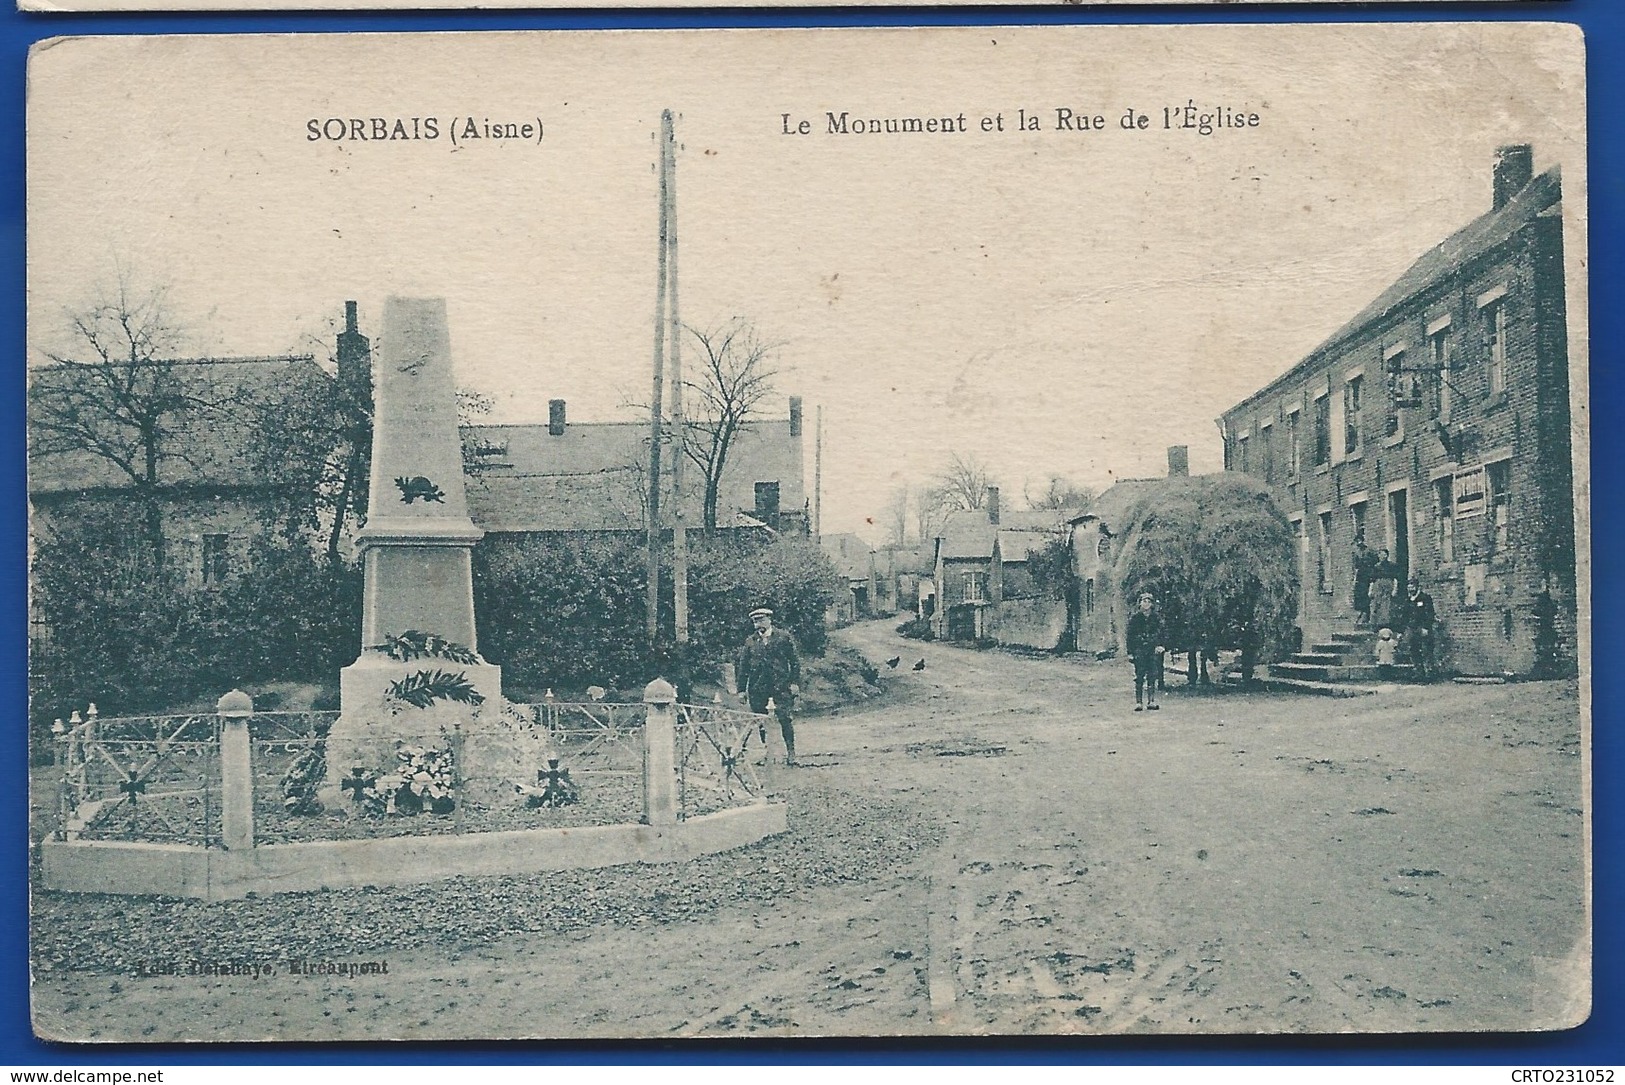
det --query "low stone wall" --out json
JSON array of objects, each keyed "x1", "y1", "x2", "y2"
[
  {"x1": 990, "y1": 597, "x2": 1068, "y2": 650},
  {"x1": 40, "y1": 804, "x2": 788, "y2": 901}
]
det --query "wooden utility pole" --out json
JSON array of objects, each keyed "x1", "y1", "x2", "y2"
[
  {"x1": 665, "y1": 110, "x2": 689, "y2": 645},
  {"x1": 814, "y1": 405, "x2": 824, "y2": 541},
  {"x1": 646, "y1": 116, "x2": 671, "y2": 648}
]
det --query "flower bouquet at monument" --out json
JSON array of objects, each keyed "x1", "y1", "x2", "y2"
[{"x1": 381, "y1": 744, "x2": 457, "y2": 815}]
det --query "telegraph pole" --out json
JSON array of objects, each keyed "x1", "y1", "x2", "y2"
[
  {"x1": 665, "y1": 110, "x2": 689, "y2": 645},
  {"x1": 814, "y1": 405, "x2": 823, "y2": 541},
  {"x1": 645, "y1": 115, "x2": 670, "y2": 649}
]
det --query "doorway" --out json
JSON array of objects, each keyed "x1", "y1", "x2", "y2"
[{"x1": 1387, "y1": 488, "x2": 1410, "y2": 584}]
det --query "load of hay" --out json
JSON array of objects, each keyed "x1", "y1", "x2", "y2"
[{"x1": 1115, "y1": 472, "x2": 1299, "y2": 668}]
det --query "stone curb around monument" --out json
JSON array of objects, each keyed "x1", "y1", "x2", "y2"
[{"x1": 39, "y1": 804, "x2": 788, "y2": 901}]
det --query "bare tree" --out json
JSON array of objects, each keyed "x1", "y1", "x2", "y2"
[
  {"x1": 931, "y1": 452, "x2": 996, "y2": 512},
  {"x1": 915, "y1": 485, "x2": 952, "y2": 545},
  {"x1": 883, "y1": 484, "x2": 912, "y2": 546},
  {"x1": 1026, "y1": 475, "x2": 1096, "y2": 513},
  {"x1": 29, "y1": 276, "x2": 206, "y2": 570},
  {"x1": 242, "y1": 308, "x2": 375, "y2": 560},
  {"x1": 682, "y1": 318, "x2": 782, "y2": 532}
]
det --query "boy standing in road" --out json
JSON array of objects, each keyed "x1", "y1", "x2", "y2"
[
  {"x1": 737, "y1": 606, "x2": 802, "y2": 764},
  {"x1": 1127, "y1": 591, "x2": 1165, "y2": 712}
]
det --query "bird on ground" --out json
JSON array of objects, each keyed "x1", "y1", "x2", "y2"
[
  {"x1": 912, "y1": 658, "x2": 927, "y2": 671},
  {"x1": 885, "y1": 656, "x2": 901, "y2": 669}
]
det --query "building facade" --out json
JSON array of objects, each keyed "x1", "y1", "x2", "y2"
[
  {"x1": 931, "y1": 487, "x2": 1066, "y2": 644},
  {"x1": 1219, "y1": 146, "x2": 1575, "y2": 676},
  {"x1": 464, "y1": 396, "x2": 809, "y2": 539}
]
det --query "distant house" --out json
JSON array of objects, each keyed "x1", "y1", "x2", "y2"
[
  {"x1": 873, "y1": 543, "x2": 932, "y2": 618},
  {"x1": 464, "y1": 397, "x2": 809, "y2": 540},
  {"x1": 28, "y1": 350, "x2": 358, "y2": 588},
  {"x1": 931, "y1": 486, "x2": 1066, "y2": 645},
  {"x1": 820, "y1": 533, "x2": 877, "y2": 624},
  {"x1": 29, "y1": 302, "x2": 374, "y2": 590}
]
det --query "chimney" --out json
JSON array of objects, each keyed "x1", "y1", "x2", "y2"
[
  {"x1": 1168, "y1": 445, "x2": 1189, "y2": 477},
  {"x1": 987, "y1": 485, "x2": 1001, "y2": 526},
  {"x1": 335, "y1": 300, "x2": 371, "y2": 398},
  {"x1": 548, "y1": 399, "x2": 566, "y2": 436},
  {"x1": 789, "y1": 396, "x2": 803, "y2": 438},
  {"x1": 1493, "y1": 144, "x2": 1534, "y2": 211}
]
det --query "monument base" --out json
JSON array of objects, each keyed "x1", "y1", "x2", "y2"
[{"x1": 320, "y1": 654, "x2": 545, "y2": 812}]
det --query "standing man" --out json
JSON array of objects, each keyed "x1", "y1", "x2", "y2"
[
  {"x1": 1399, "y1": 577, "x2": 1437, "y2": 681},
  {"x1": 1353, "y1": 539, "x2": 1378, "y2": 625},
  {"x1": 737, "y1": 606, "x2": 802, "y2": 765},
  {"x1": 1126, "y1": 591, "x2": 1165, "y2": 712}
]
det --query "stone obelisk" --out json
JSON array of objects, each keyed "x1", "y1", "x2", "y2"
[{"x1": 322, "y1": 297, "x2": 512, "y2": 808}]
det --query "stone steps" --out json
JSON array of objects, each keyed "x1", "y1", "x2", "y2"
[
  {"x1": 1220, "y1": 668, "x2": 1377, "y2": 697},
  {"x1": 1247, "y1": 620, "x2": 1422, "y2": 694},
  {"x1": 1271, "y1": 661, "x2": 1418, "y2": 683}
]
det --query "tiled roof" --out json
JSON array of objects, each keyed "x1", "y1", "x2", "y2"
[
  {"x1": 1226, "y1": 167, "x2": 1562, "y2": 415},
  {"x1": 937, "y1": 508, "x2": 1063, "y2": 561},
  {"x1": 820, "y1": 532, "x2": 875, "y2": 580},
  {"x1": 996, "y1": 527, "x2": 1059, "y2": 562},
  {"x1": 464, "y1": 418, "x2": 803, "y2": 534},
  {"x1": 876, "y1": 544, "x2": 930, "y2": 575},
  {"x1": 28, "y1": 355, "x2": 329, "y2": 495}
]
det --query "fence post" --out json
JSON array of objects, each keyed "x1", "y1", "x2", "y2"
[
  {"x1": 216, "y1": 689, "x2": 255, "y2": 850},
  {"x1": 642, "y1": 678, "x2": 679, "y2": 827},
  {"x1": 51, "y1": 718, "x2": 68, "y2": 839}
]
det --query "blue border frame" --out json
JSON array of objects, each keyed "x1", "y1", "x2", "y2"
[{"x1": 0, "y1": 0, "x2": 1617, "y2": 1066}]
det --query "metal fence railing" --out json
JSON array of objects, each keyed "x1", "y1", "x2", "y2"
[
  {"x1": 49, "y1": 693, "x2": 776, "y2": 846},
  {"x1": 675, "y1": 701, "x2": 775, "y2": 818},
  {"x1": 53, "y1": 708, "x2": 221, "y2": 846}
]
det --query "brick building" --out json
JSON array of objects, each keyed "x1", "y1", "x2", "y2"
[{"x1": 1218, "y1": 145, "x2": 1575, "y2": 676}]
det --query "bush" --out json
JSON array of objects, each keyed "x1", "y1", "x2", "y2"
[
  {"x1": 897, "y1": 618, "x2": 935, "y2": 641},
  {"x1": 473, "y1": 532, "x2": 837, "y2": 694},
  {"x1": 29, "y1": 523, "x2": 362, "y2": 736}
]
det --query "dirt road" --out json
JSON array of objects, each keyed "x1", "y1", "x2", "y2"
[{"x1": 32, "y1": 620, "x2": 1587, "y2": 1039}]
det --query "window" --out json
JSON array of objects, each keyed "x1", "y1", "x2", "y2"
[
  {"x1": 1313, "y1": 394, "x2": 1331, "y2": 466},
  {"x1": 1350, "y1": 501, "x2": 1368, "y2": 547},
  {"x1": 201, "y1": 533, "x2": 231, "y2": 587},
  {"x1": 1238, "y1": 434, "x2": 1250, "y2": 475},
  {"x1": 1382, "y1": 352, "x2": 1403, "y2": 438},
  {"x1": 1084, "y1": 578, "x2": 1095, "y2": 615},
  {"x1": 1285, "y1": 409, "x2": 1301, "y2": 477},
  {"x1": 1260, "y1": 424, "x2": 1275, "y2": 484},
  {"x1": 1344, "y1": 375, "x2": 1364, "y2": 454},
  {"x1": 1484, "y1": 298, "x2": 1507, "y2": 397},
  {"x1": 1435, "y1": 478, "x2": 1455, "y2": 564},
  {"x1": 1317, "y1": 512, "x2": 1334, "y2": 593},
  {"x1": 964, "y1": 571, "x2": 986, "y2": 603},
  {"x1": 1487, "y1": 460, "x2": 1512, "y2": 556},
  {"x1": 1429, "y1": 327, "x2": 1453, "y2": 420},
  {"x1": 753, "y1": 481, "x2": 780, "y2": 516}
]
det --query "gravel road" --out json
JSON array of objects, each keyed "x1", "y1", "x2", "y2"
[{"x1": 31, "y1": 619, "x2": 1587, "y2": 1040}]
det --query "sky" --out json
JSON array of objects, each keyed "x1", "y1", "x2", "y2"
[{"x1": 27, "y1": 24, "x2": 1586, "y2": 539}]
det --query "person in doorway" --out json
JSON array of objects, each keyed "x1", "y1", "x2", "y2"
[
  {"x1": 1353, "y1": 539, "x2": 1378, "y2": 625},
  {"x1": 1398, "y1": 577, "x2": 1437, "y2": 681},
  {"x1": 736, "y1": 606, "x2": 802, "y2": 764},
  {"x1": 1126, "y1": 592, "x2": 1165, "y2": 712},
  {"x1": 1369, "y1": 548, "x2": 1401, "y2": 631}
]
